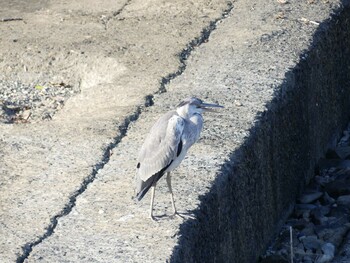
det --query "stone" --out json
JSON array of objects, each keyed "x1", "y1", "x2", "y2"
[
  {"x1": 318, "y1": 159, "x2": 350, "y2": 171},
  {"x1": 335, "y1": 146, "x2": 350, "y2": 159},
  {"x1": 21, "y1": 109, "x2": 31, "y2": 120},
  {"x1": 294, "y1": 204, "x2": 316, "y2": 218},
  {"x1": 302, "y1": 255, "x2": 313, "y2": 263},
  {"x1": 315, "y1": 175, "x2": 332, "y2": 187},
  {"x1": 300, "y1": 235, "x2": 323, "y2": 250},
  {"x1": 311, "y1": 205, "x2": 330, "y2": 217},
  {"x1": 338, "y1": 131, "x2": 350, "y2": 146},
  {"x1": 300, "y1": 222, "x2": 315, "y2": 236},
  {"x1": 321, "y1": 192, "x2": 335, "y2": 205},
  {"x1": 337, "y1": 195, "x2": 350, "y2": 207},
  {"x1": 332, "y1": 231, "x2": 350, "y2": 262},
  {"x1": 259, "y1": 255, "x2": 289, "y2": 263},
  {"x1": 325, "y1": 172, "x2": 350, "y2": 197},
  {"x1": 298, "y1": 192, "x2": 323, "y2": 204},
  {"x1": 286, "y1": 218, "x2": 309, "y2": 230},
  {"x1": 317, "y1": 225, "x2": 350, "y2": 247},
  {"x1": 329, "y1": 206, "x2": 350, "y2": 222},
  {"x1": 316, "y1": 243, "x2": 335, "y2": 263}
]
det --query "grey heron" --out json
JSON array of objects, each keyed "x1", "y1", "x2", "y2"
[{"x1": 135, "y1": 97, "x2": 223, "y2": 220}]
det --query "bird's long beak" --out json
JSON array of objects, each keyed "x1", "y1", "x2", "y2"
[{"x1": 200, "y1": 102, "x2": 224, "y2": 112}]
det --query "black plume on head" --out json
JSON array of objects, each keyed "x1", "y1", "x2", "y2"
[{"x1": 177, "y1": 97, "x2": 202, "y2": 108}]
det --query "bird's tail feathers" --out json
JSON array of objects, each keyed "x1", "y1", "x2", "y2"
[
  {"x1": 135, "y1": 161, "x2": 173, "y2": 201},
  {"x1": 135, "y1": 182, "x2": 153, "y2": 201}
]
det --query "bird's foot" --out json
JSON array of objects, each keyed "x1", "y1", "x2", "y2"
[
  {"x1": 149, "y1": 214, "x2": 159, "y2": 222},
  {"x1": 170, "y1": 211, "x2": 196, "y2": 220}
]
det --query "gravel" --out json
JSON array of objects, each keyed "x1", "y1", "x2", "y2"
[
  {"x1": 261, "y1": 124, "x2": 350, "y2": 263},
  {"x1": 0, "y1": 80, "x2": 80, "y2": 123}
]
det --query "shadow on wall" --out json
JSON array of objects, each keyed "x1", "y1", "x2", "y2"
[{"x1": 170, "y1": 2, "x2": 350, "y2": 263}]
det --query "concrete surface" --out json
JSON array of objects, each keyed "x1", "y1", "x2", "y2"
[
  {"x1": 1, "y1": 0, "x2": 350, "y2": 262},
  {"x1": 0, "y1": 0, "x2": 230, "y2": 261}
]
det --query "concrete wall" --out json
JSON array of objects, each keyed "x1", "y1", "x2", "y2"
[{"x1": 171, "y1": 4, "x2": 350, "y2": 263}]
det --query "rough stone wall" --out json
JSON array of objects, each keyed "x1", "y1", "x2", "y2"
[{"x1": 171, "y1": 4, "x2": 350, "y2": 263}]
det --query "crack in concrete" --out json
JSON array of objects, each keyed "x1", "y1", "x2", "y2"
[
  {"x1": 101, "y1": 0, "x2": 131, "y2": 31},
  {"x1": 15, "y1": 2, "x2": 234, "y2": 261},
  {"x1": 159, "y1": 1, "x2": 233, "y2": 93},
  {"x1": 15, "y1": 96, "x2": 153, "y2": 263}
]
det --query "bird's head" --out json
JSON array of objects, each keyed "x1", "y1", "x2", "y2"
[{"x1": 176, "y1": 97, "x2": 223, "y2": 118}]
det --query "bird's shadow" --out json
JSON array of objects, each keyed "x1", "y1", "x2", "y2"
[{"x1": 152, "y1": 211, "x2": 196, "y2": 222}]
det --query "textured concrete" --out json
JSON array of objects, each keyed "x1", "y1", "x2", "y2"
[
  {"x1": 0, "y1": 0, "x2": 230, "y2": 262},
  {"x1": 1, "y1": 0, "x2": 350, "y2": 262}
]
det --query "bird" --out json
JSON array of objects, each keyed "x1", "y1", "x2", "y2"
[{"x1": 135, "y1": 97, "x2": 223, "y2": 221}]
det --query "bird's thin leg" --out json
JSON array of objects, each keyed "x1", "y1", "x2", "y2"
[
  {"x1": 166, "y1": 172, "x2": 178, "y2": 216},
  {"x1": 149, "y1": 183, "x2": 157, "y2": 221},
  {"x1": 166, "y1": 172, "x2": 196, "y2": 220}
]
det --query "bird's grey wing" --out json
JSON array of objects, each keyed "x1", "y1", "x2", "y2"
[{"x1": 137, "y1": 112, "x2": 185, "y2": 182}]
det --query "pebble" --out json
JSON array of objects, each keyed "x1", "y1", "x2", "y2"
[
  {"x1": 0, "y1": 79, "x2": 79, "y2": 123},
  {"x1": 298, "y1": 191, "x2": 323, "y2": 204},
  {"x1": 300, "y1": 235, "x2": 323, "y2": 250},
  {"x1": 335, "y1": 146, "x2": 350, "y2": 159},
  {"x1": 336, "y1": 195, "x2": 350, "y2": 207},
  {"x1": 325, "y1": 173, "x2": 350, "y2": 197},
  {"x1": 321, "y1": 192, "x2": 335, "y2": 205},
  {"x1": 317, "y1": 243, "x2": 335, "y2": 263}
]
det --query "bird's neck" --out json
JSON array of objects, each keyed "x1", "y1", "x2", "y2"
[
  {"x1": 190, "y1": 113, "x2": 203, "y2": 124},
  {"x1": 176, "y1": 107, "x2": 188, "y2": 119},
  {"x1": 176, "y1": 107, "x2": 201, "y2": 119}
]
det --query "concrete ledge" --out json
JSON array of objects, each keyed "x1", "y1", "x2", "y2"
[{"x1": 171, "y1": 3, "x2": 350, "y2": 263}]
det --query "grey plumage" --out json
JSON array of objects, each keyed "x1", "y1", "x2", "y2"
[{"x1": 135, "y1": 97, "x2": 223, "y2": 220}]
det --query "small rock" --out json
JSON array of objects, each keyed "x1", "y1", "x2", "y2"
[
  {"x1": 318, "y1": 159, "x2": 350, "y2": 171},
  {"x1": 332, "y1": 231, "x2": 350, "y2": 261},
  {"x1": 293, "y1": 204, "x2": 315, "y2": 218},
  {"x1": 321, "y1": 192, "x2": 335, "y2": 205},
  {"x1": 320, "y1": 225, "x2": 350, "y2": 246},
  {"x1": 117, "y1": 214, "x2": 135, "y2": 222},
  {"x1": 295, "y1": 204, "x2": 317, "y2": 210},
  {"x1": 286, "y1": 218, "x2": 309, "y2": 230},
  {"x1": 337, "y1": 195, "x2": 350, "y2": 207},
  {"x1": 329, "y1": 206, "x2": 350, "y2": 221},
  {"x1": 234, "y1": 100, "x2": 242, "y2": 106},
  {"x1": 339, "y1": 130, "x2": 350, "y2": 146},
  {"x1": 259, "y1": 254, "x2": 288, "y2": 263},
  {"x1": 316, "y1": 243, "x2": 335, "y2": 263},
  {"x1": 325, "y1": 173, "x2": 350, "y2": 197},
  {"x1": 315, "y1": 176, "x2": 332, "y2": 187},
  {"x1": 300, "y1": 223, "x2": 315, "y2": 236},
  {"x1": 301, "y1": 235, "x2": 323, "y2": 250},
  {"x1": 21, "y1": 109, "x2": 31, "y2": 120},
  {"x1": 312, "y1": 205, "x2": 330, "y2": 216},
  {"x1": 303, "y1": 210, "x2": 311, "y2": 220},
  {"x1": 311, "y1": 209, "x2": 328, "y2": 225},
  {"x1": 305, "y1": 248, "x2": 313, "y2": 255},
  {"x1": 303, "y1": 255, "x2": 313, "y2": 263},
  {"x1": 298, "y1": 192, "x2": 323, "y2": 204},
  {"x1": 335, "y1": 146, "x2": 350, "y2": 159},
  {"x1": 318, "y1": 205, "x2": 331, "y2": 216}
]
